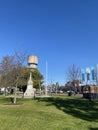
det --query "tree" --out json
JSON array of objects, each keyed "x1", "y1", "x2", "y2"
[
  {"x1": 32, "y1": 69, "x2": 43, "y2": 89},
  {"x1": 0, "y1": 55, "x2": 15, "y2": 95},
  {"x1": 66, "y1": 64, "x2": 81, "y2": 95},
  {"x1": 17, "y1": 67, "x2": 43, "y2": 91},
  {"x1": 0, "y1": 50, "x2": 26, "y2": 103},
  {"x1": 65, "y1": 81, "x2": 73, "y2": 91}
]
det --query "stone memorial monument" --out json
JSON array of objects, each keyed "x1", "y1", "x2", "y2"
[{"x1": 24, "y1": 55, "x2": 38, "y2": 98}]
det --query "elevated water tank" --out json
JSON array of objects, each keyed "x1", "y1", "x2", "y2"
[{"x1": 28, "y1": 55, "x2": 38, "y2": 69}]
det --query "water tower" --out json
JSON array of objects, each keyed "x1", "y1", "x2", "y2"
[
  {"x1": 24, "y1": 55, "x2": 38, "y2": 98},
  {"x1": 28, "y1": 55, "x2": 38, "y2": 70}
]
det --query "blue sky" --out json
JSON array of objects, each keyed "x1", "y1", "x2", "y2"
[{"x1": 0, "y1": 0, "x2": 98, "y2": 85}]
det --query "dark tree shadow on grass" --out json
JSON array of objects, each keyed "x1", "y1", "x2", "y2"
[
  {"x1": 36, "y1": 96, "x2": 98, "y2": 122},
  {"x1": 89, "y1": 128, "x2": 98, "y2": 130}
]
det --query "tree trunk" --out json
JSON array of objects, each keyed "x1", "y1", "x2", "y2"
[
  {"x1": 73, "y1": 83, "x2": 76, "y2": 96},
  {"x1": 13, "y1": 84, "x2": 17, "y2": 104},
  {"x1": 4, "y1": 87, "x2": 7, "y2": 96}
]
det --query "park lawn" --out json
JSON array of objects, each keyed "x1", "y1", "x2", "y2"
[{"x1": 0, "y1": 95, "x2": 98, "y2": 130}]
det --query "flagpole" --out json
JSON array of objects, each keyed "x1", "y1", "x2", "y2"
[{"x1": 45, "y1": 61, "x2": 48, "y2": 95}]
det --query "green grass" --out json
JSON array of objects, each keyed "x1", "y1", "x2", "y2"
[{"x1": 0, "y1": 95, "x2": 98, "y2": 130}]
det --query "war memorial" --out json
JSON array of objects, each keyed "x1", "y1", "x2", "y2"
[{"x1": 24, "y1": 55, "x2": 38, "y2": 98}]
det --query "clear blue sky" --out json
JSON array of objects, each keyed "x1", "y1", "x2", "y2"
[{"x1": 0, "y1": 0, "x2": 98, "y2": 85}]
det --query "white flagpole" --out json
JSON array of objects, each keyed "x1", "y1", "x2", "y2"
[{"x1": 45, "y1": 61, "x2": 48, "y2": 95}]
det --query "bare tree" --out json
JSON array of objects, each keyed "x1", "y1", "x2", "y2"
[
  {"x1": 66, "y1": 64, "x2": 81, "y2": 95},
  {"x1": 10, "y1": 50, "x2": 26, "y2": 103},
  {"x1": 0, "y1": 50, "x2": 26, "y2": 103}
]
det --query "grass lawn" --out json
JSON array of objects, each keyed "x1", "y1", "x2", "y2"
[{"x1": 0, "y1": 94, "x2": 98, "y2": 130}]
